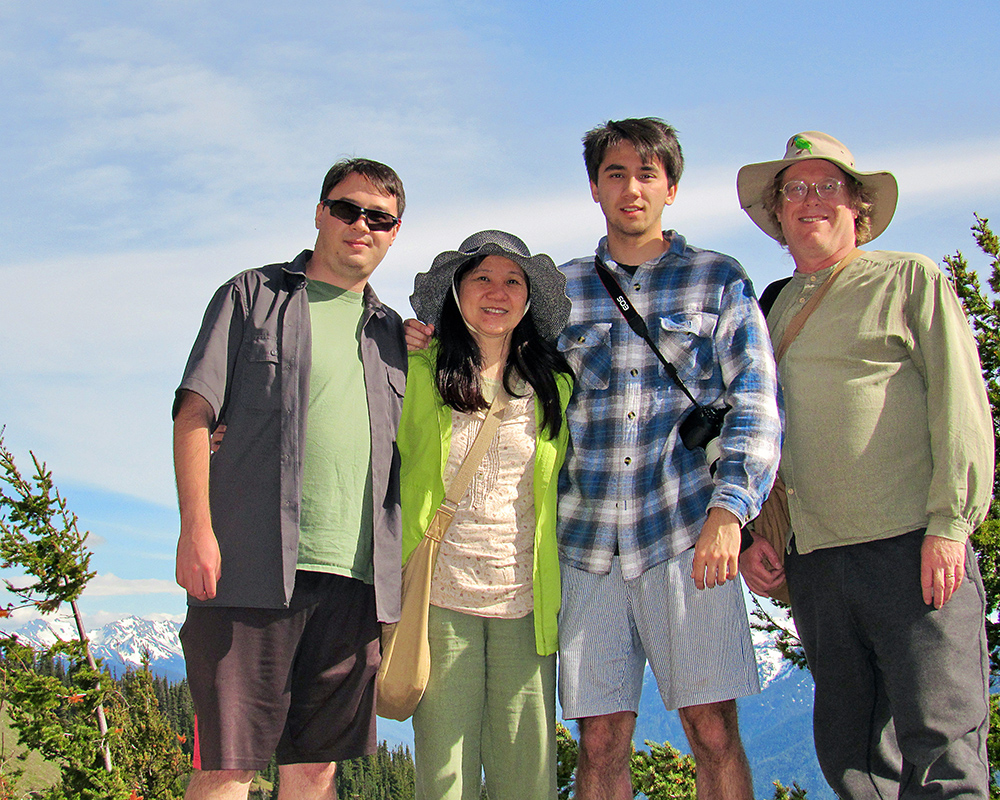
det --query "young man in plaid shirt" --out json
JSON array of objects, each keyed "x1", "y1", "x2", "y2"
[{"x1": 556, "y1": 118, "x2": 780, "y2": 800}]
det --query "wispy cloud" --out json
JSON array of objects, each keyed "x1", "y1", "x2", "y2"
[{"x1": 85, "y1": 573, "x2": 184, "y2": 597}]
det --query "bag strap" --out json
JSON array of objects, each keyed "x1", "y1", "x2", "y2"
[
  {"x1": 774, "y1": 249, "x2": 863, "y2": 363},
  {"x1": 428, "y1": 388, "x2": 510, "y2": 539},
  {"x1": 594, "y1": 256, "x2": 702, "y2": 408}
]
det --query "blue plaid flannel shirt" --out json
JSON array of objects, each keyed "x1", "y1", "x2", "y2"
[{"x1": 556, "y1": 232, "x2": 782, "y2": 579}]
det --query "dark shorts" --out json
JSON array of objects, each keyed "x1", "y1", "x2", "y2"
[{"x1": 180, "y1": 570, "x2": 380, "y2": 771}]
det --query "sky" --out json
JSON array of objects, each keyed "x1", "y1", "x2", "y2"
[{"x1": 1, "y1": 0, "x2": 997, "y2": 629}]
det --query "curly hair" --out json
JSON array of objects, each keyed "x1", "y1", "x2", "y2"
[{"x1": 762, "y1": 165, "x2": 875, "y2": 247}]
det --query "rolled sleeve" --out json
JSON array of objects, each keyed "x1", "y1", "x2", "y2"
[{"x1": 710, "y1": 274, "x2": 783, "y2": 523}]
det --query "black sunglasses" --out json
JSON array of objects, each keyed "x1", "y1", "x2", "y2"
[{"x1": 321, "y1": 198, "x2": 400, "y2": 232}]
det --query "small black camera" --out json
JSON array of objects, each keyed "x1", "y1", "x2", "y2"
[{"x1": 679, "y1": 404, "x2": 729, "y2": 453}]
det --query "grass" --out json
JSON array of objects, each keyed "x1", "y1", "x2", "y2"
[{"x1": 0, "y1": 709, "x2": 61, "y2": 794}]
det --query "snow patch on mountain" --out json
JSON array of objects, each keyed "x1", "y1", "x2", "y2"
[{"x1": 6, "y1": 614, "x2": 186, "y2": 681}]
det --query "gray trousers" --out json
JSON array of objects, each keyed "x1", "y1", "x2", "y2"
[{"x1": 786, "y1": 529, "x2": 990, "y2": 800}]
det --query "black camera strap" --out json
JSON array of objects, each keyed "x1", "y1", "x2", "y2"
[
  {"x1": 594, "y1": 256, "x2": 702, "y2": 408},
  {"x1": 596, "y1": 256, "x2": 750, "y2": 549}
]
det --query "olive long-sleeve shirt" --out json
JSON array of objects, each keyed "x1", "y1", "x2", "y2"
[{"x1": 768, "y1": 250, "x2": 993, "y2": 554}]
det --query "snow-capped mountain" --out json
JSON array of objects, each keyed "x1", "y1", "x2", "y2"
[
  {"x1": 6, "y1": 615, "x2": 186, "y2": 682},
  {"x1": 751, "y1": 624, "x2": 798, "y2": 688}
]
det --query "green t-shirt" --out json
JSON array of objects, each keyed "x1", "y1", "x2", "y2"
[{"x1": 298, "y1": 279, "x2": 374, "y2": 582}]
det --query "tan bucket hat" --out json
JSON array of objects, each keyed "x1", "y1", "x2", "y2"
[{"x1": 737, "y1": 131, "x2": 898, "y2": 242}]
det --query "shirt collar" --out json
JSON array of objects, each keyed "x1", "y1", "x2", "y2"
[
  {"x1": 595, "y1": 230, "x2": 687, "y2": 270},
  {"x1": 283, "y1": 249, "x2": 385, "y2": 318}
]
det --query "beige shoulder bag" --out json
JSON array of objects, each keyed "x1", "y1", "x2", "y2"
[
  {"x1": 755, "y1": 250, "x2": 862, "y2": 604},
  {"x1": 376, "y1": 389, "x2": 510, "y2": 720}
]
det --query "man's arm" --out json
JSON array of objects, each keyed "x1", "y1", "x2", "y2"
[
  {"x1": 174, "y1": 390, "x2": 221, "y2": 600},
  {"x1": 693, "y1": 270, "x2": 783, "y2": 588},
  {"x1": 908, "y1": 260, "x2": 993, "y2": 607}
]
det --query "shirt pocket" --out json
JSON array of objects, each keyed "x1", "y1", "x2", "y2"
[
  {"x1": 558, "y1": 323, "x2": 612, "y2": 390},
  {"x1": 655, "y1": 312, "x2": 717, "y2": 384},
  {"x1": 239, "y1": 333, "x2": 281, "y2": 410}
]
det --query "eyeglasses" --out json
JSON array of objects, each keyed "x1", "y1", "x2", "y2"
[
  {"x1": 780, "y1": 179, "x2": 845, "y2": 203},
  {"x1": 321, "y1": 198, "x2": 400, "y2": 232}
]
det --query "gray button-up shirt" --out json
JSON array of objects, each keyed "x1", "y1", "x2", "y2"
[{"x1": 174, "y1": 250, "x2": 407, "y2": 621}]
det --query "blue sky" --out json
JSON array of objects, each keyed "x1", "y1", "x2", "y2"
[{"x1": 1, "y1": 0, "x2": 997, "y2": 628}]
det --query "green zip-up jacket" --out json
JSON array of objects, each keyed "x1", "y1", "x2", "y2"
[{"x1": 399, "y1": 345, "x2": 572, "y2": 656}]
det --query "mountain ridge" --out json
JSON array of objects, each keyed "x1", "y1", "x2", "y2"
[{"x1": 6, "y1": 614, "x2": 830, "y2": 797}]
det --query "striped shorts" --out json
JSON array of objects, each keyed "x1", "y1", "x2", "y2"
[{"x1": 558, "y1": 548, "x2": 760, "y2": 718}]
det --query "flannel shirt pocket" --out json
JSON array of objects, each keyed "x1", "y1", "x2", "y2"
[
  {"x1": 559, "y1": 323, "x2": 612, "y2": 390},
  {"x1": 656, "y1": 312, "x2": 717, "y2": 384}
]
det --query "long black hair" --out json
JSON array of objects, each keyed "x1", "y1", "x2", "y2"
[{"x1": 435, "y1": 257, "x2": 573, "y2": 437}]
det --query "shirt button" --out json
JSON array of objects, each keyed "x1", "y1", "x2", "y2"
[
  {"x1": 624, "y1": 457, "x2": 632, "y2": 465},
  {"x1": 578, "y1": 335, "x2": 586, "y2": 343},
  {"x1": 633, "y1": 283, "x2": 641, "y2": 291},
  {"x1": 627, "y1": 411, "x2": 636, "y2": 420},
  {"x1": 798, "y1": 297, "x2": 806, "y2": 304},
  {"x1": 786, "y1": 487, "x2": 795, "y2": 495},
  {"x1": 630, "y1": 368, "x2": 639, "y2": 377}
]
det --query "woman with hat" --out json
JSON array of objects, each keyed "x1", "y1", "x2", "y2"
[{"x1": 400, "y1": 230, "x2": 573, "y2": 800}]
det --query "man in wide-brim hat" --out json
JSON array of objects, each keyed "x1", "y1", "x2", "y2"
[{"x1": 737, "y1": 131, "x2": 993, "y2": 799}]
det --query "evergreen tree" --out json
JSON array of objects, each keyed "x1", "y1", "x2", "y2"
[
  {"x1": 0, "y1": 438, "x2": 189, "y2": 798},
  {"x1": 943, "y1": 214, "x2": 1000, "y2": 797},
  {"x1": 105, "y1": 658, "x2": 187, "y2": 799},
  {"x1": 556, "y1": 721, "x2": 578, "y2": 800},
  {"x1": 630, "y1": 739, "x2": 697, "y2": 800},
  {"x1": 0, "y1": 436, "x2": 118, "y2": 794},
  {"x1": 0, "y1": 637, "x2": 129, "y2": 798}
]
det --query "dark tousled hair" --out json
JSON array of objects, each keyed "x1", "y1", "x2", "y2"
[
  {"x1": 435, "y1": 257, "x2": 573, "y2": 437},
  {"x1": 582, "y1": 118, "x2": 684, "y2": 187},
  {"x1": 320, "y1": 158, "x2": 406, "y2": 218}
]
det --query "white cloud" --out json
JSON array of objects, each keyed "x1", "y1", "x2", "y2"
[
  {"x1": 83, "y1": 608, "x2": 185, "y2": 628},
  {"x1": 2, "y1": 606, "x2": 47, "y2": 627},
  {"x1": 85, "y1": 573, "x2": 184, "y2": 597},
  {"x1": 887, "y1": 137, "x2": 1000, "y2": 207}
]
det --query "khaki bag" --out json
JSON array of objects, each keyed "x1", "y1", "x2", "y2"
[
  {"x1": 755, "y1": 249, "x2": 863, "y2": 604},
  {"x1": 376, "y1": 389, "x2": 509, "y2": 721}
]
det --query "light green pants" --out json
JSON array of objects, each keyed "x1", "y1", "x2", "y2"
[{"x1": 413, "y1": 606, "x2": 557, "y2": 800}]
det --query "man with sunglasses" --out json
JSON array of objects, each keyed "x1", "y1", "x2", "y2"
[
  {"x1": 173, "y1": 158, "x2": 407, "y2": 800},
  {"x1": 737, "y1": 132, "x2": 992, "y2": 799}
]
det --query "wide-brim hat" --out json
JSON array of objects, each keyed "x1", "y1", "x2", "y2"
[
  {"x1": 410, "y1": 230, "x2": 571, "y2": 340},
  {"x1": 737, "y1": 131, "x2": 898, "y2": 242}
]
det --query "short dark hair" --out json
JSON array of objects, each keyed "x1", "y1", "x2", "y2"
[
  {"x1": 320, "y1": 158, "x2": 406, "y2": 218},
  {"x1": 762, "y1": 164, "x2": 875, "y2": 247},
  {"x1": 582, "y1": 118, "x2": 684, "y2": 187}
]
